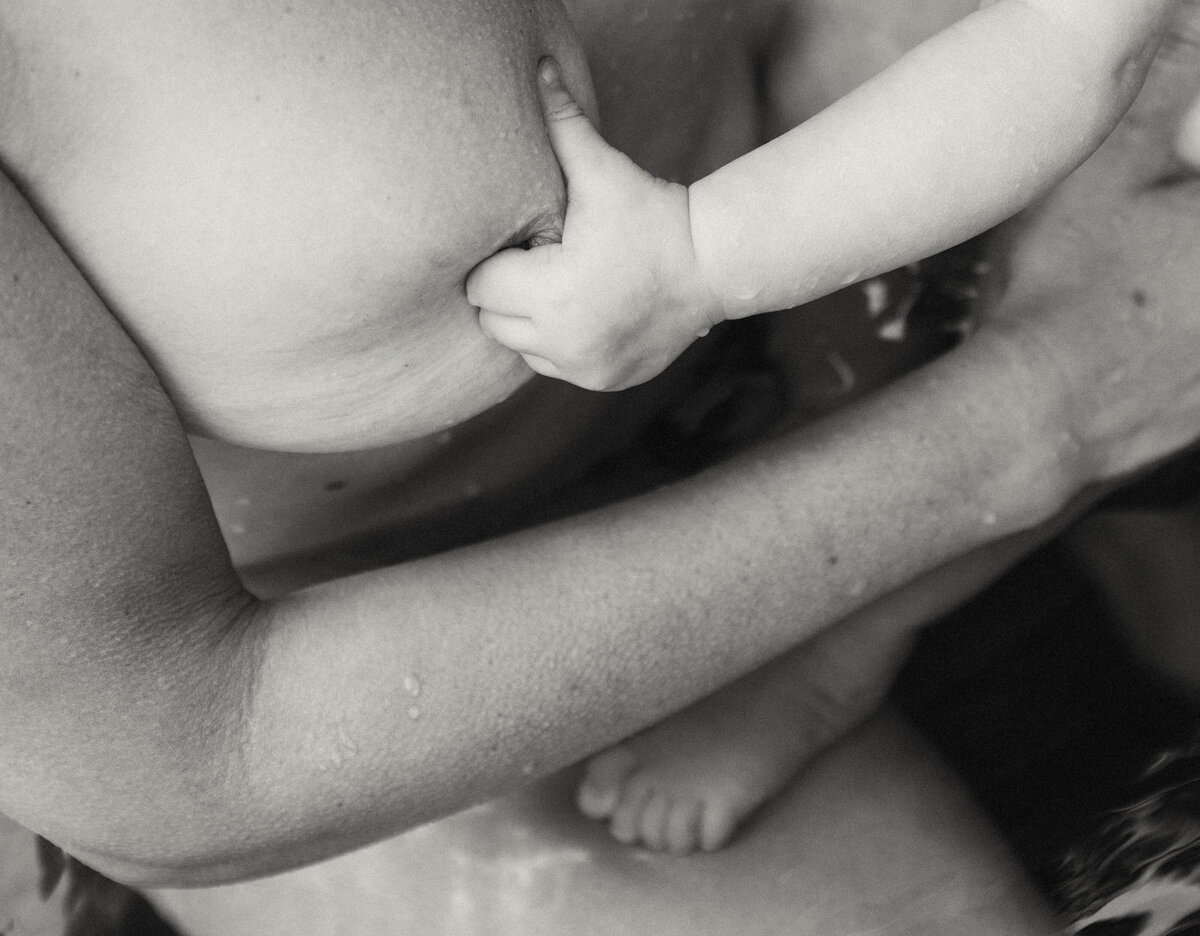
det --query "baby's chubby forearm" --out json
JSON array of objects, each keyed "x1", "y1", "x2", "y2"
[
  {"x1": 691, "y1": 0, "x2": 1172, "y2": 320},
  {"x1": 469, "y1": 1, "x2": 1168, "y2": 393}
]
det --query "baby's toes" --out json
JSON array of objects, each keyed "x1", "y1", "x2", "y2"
[
  {"x1": 699, "y1": 802, "x2": 740, "y2": 854},
  {"x1": 665, "y1": 799, "x2": 704, "y2": 855},
  {"x1": 609, "y1": 780, "x2": 655, "y2": 845},
  {"x1": 577, "y1": 746, "x2": 638, "y2": 820},
  {"x1": 637, "y1": 793, "x2": 673, "y2": 851}
]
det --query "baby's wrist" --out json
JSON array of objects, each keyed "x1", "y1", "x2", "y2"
[
  {"x1": 677, "y1": 189, "x2": 736, "y2": 330},
  {"x1": 660, "y1": 188, "x2": 727, "y2": 336},
  {"x1": 683, "y1": 181, "x2": 767, "y2": 324}
]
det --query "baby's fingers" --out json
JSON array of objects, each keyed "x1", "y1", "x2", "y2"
[
  {"x1": 466, "y1": 244, "x2": 559, "y2": 317},
  {"x1": 476, "y1": 307, "x2": 538, "y2": 353},
  {"x1": 475, "y1": 307, "x2": 565, "y2": 379}
]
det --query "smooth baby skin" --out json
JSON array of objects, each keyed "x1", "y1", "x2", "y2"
[{"x1": 470, "y1": 0, "x2": 1170, "y2": 391}]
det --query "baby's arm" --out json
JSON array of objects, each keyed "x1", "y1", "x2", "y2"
[
  {"x1": 468, "y1": 0, "x2": 1171, "y2": 391},
  {"x1": 693, "y1": 0, "x2": 1171, "y2": 318}
]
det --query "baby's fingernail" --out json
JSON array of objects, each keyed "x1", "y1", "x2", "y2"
[{"x1": 538, "y1": 57, "x2": 561, "y2": 85}]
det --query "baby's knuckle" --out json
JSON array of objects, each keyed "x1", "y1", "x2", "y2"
[{"x1": 546, "y1": 101, "x2": 586, "y2": 124}]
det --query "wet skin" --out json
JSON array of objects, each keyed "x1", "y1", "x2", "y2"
[
  {"x1": 0, "y1": 0, "x2": 974, "y2": 578},
  {"x1": 1, "y1": 0, "x2": 1198, "y2": 932}
]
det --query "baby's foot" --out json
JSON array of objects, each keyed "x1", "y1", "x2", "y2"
[
  {"x1": 577, "y1": 612, "x2": 915, "y2": 854},
  {"x1": 577, "y1": 669, "x2": 812, "y2": 854}
]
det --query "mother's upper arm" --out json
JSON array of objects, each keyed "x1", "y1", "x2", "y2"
[{"x1": 0, "y1": 167, "x2": 257, "y2": 859}]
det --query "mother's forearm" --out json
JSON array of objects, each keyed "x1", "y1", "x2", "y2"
[{"x1": 202, "y1": 326, "x2": 1081, "y2": 884}]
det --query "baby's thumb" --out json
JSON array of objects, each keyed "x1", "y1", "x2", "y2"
[{"x1": 536, "y1": 57, "x2": 611, "y2": 186}]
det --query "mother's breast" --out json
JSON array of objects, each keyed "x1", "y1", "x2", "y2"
[{"x1": 0, "y1": 0, "x2": 566, "y2": 449}]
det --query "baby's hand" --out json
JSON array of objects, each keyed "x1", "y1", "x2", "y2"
[{"x1": 466, "y1": 58, "x2": 725, "y2": 391}]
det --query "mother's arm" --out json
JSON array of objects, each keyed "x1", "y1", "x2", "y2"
[{"x1": 0, "y1": 131, "x2": 1176, "y2": 889}]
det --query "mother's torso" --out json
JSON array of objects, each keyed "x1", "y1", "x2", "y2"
[{"x1": 0, "y1": 0, "x2": 959, "y2": 591}]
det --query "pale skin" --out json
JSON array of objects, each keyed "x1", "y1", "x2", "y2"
[
  {"x1": 149, "y1": 19, "x2": 1200, "y2": 925},
  {"x1": 2, "y1": 0, "x2": 1200, "y2": 907},
  {"x1": 468, "y1": 0, "x2": 1173, "y2": 391},
  {"x1": 0, "y1": 0, "x2": 1077, "y2": 886},
  {"x1": 463, "y1": 0, "x2": 1180, "y2": 854},
  {"x1": 0, "y1": 162, "x2": 1086, "y2": 884},
  {"x1": 574, "y1": 509, "x2": 1093, "y2": 854},
  {"x1": 571, "y1": 46, "x2": 1200, "y2": 852}
]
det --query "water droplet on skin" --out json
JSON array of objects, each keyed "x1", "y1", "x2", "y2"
[
  {"x1": 981, "y1": 512, "x2": 998, "y2": 526},
  {"x1": 408, "y1": 706, "x2": 422, "y2": 720},
  {"x1": 732, "y1": 283, "x2": 763, "y2": 304},
  {"x1": 404, "y1": 676, "x2": 422, "y2": 698},
  {"x1": 521, "y1": 763, "x2": 536, "y2": 777},
  {"x1": 863, "y1": 278, "x2": 889, "y2": 317}
]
